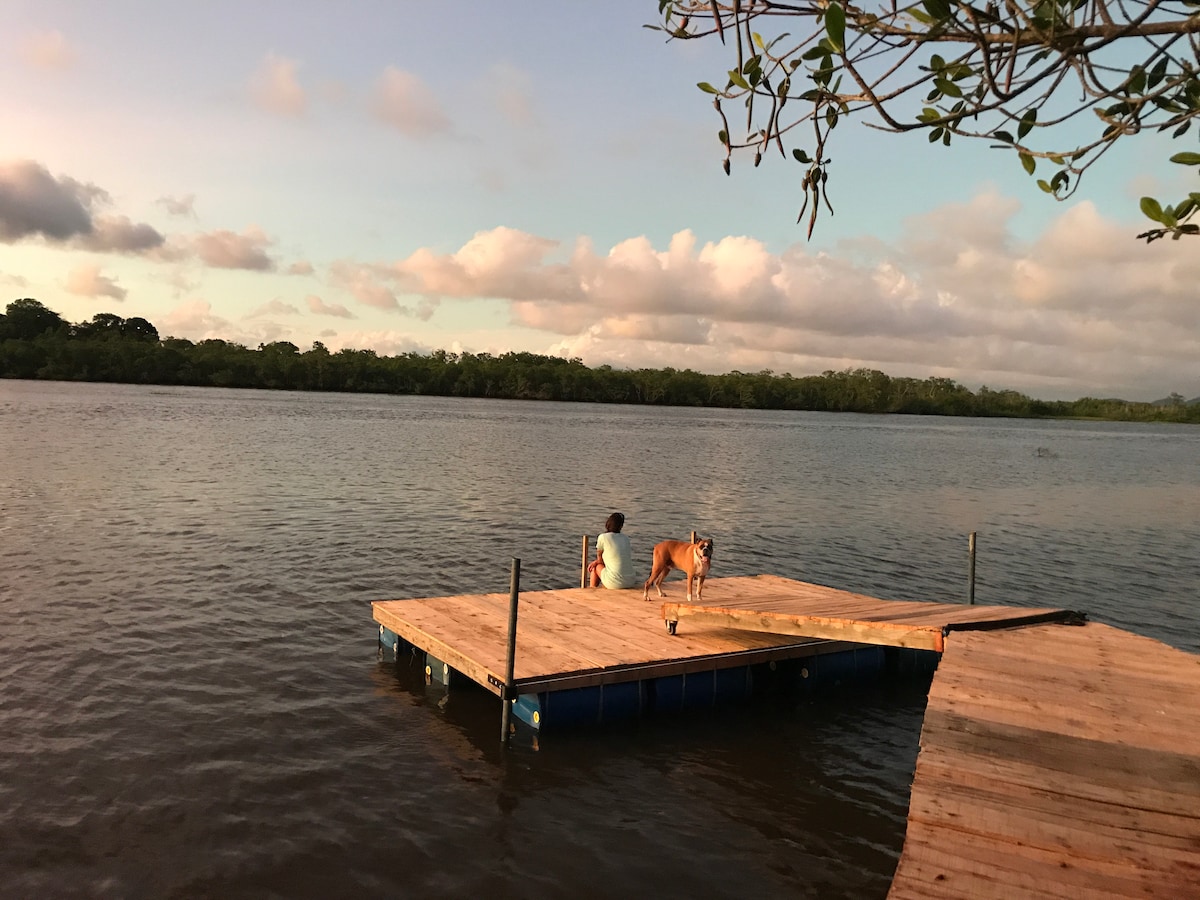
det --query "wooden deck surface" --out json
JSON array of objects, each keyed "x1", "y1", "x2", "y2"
[
  {"x1": 374, "y1": 575, "x2": 855, "y2": 696},
  {"x1": 662, "y1": 574, "x2": 1080, "y2": 651},
  {"x1": 888, "y1": 623, "x2": 1200, "y2": 898},
  {"x1": 372, "y1": 574, "x2": 1068, "y2": 696}
]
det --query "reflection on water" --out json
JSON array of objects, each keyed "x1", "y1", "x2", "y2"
[{"x1": 1, "y1": 380, "x2": 1197, "y2": 898}]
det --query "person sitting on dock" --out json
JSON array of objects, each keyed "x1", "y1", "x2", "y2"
[{"x1": 588, "y1": 512, "x2": 639, "y2": 590}]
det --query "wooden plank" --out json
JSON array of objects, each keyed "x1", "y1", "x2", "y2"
[
  {"x1": 664, "y1": 604, "x2": 947, "y2": 651},
  {"x1": 890, "y1": 818, "x2": 1185, "y2": 899},
  {"x1": 890, "y1": 619, "x2": 1200, "y2": 898}
]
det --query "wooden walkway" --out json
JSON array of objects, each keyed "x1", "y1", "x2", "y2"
[
  {"x1": 889, "y1": 622, "x2": 1200, "y2": 898},
  {"x1": 372, "y1": 574, "x2": 1070, "y2": 695},
  {"x1": 662, "y1": 575, "x2": 1079, "y2": 651}
]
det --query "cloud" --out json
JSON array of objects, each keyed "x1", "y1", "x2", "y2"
[
  {"x1": 326, "y1": 260, "x2": 439, "y2": 319},
  {"x1": 83, "y1": 215, "x2": 165, "y2": 253},
  {"x1": 323, "y1": 329, "x2": 431, "y2": 357},
  {"x1": 486, "y1": 62, "x2": 537, "y2": 127},
  {"x1": 287, "y1": 260, "x2": 314, "y2": 276},
  {"x1": 192, "y1": 226, "x2": 275, "y2": 270},
  {"x1": 371, "y1": 66, "x2": 452, "y2": 138},
  {"x1": 249, "y1": 53, "x2": 307, "y2": 116},
  {"x1": 0, "y1": 159, "x2": 97, "y2": 241},
  {"x1": 157, "y1": 194, "x2": 196, "y2": 217},
  {"x1": 0, "y1": 160, "x2": 165, "y2": 252},
  {"x1": 159, "y1": 299, "x2": 238, "y2": 341},
  {"x1": 65, "y1": 264, "x2": 126, "y2": 301},
  {"x1": 19, "y1": 30, "x2": 75, "y2": 70},
  {"x1": 246, "y1": 299, "x2": 300, "y2": 318},
  {"x1": 307, "y1": 295, "x2": 355, "y2": 318},
  {"x1": 357, "y1": 206, "x2": 1198, "y2": 400}
]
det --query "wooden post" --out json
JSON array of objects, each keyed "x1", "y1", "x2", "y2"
[
  {"x1": 500, "y1": 557, "x2": 521, "y2": 746},
  {"x1": 968, "y1": 532, "x2": 977, "y2": 605},
  {"x1": 691, "y1": 530, "x2": 697, "y2": 543},
  {"x1": 581, "y1": 535, "x2": 590, "y2": 588}
]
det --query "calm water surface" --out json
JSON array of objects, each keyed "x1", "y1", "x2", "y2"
[{"x1": 2, "y1": 380, "x2": 1197, "y2": 898}]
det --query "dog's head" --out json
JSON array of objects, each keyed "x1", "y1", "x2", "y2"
[{"x1": 696, "y1": 538, "x2": 714, "y2": 559}]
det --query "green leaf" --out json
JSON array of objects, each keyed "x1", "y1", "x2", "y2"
[
  {"x1": 937, "y1": 78, "x2": 963, "y2": 99},
  {"x1": 1018, "y1": 108, "x2": 1038, "y2": 139},
  {"x1": 792, "y1": 148, "x2": 812, "y2": 164},
  {"x1": 1020, "y1": 153, "x2": 1036, "y2": 175},
  {"x1": 1170, "y1": 152, "x2": 1200, "y2": 166},
  {"x1": 1037, "y1": 179, "x2": 1053, "y2": 193},
  {"x1": 728, "y1": 69, "x2": 750, "y2": 90},
  {"x1": 994, "y1": 130, "x2": 1014, "y2": 144},
  {"x1": 1128, "y1": 65, "x2": 1147, "y2": 95},
  {"x1": 1140, "y1": 197, "x2": 1165, "y2": 222},
  {"x1": 825, "y1": 2, "x2": 846, "y2": 53},
  {"x1": 924, "y1": 0, "x2": 952, "y2": 18},
  {"x1": 929, "y1": 128, "x2": 944, "y2": 143},
  {"x1": 697, "y1": 82, "x2": 719, "y2": 94}
]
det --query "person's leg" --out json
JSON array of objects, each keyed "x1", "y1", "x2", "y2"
[{"x1": 590, "y1": 563, "x2": 603, "y2": 587}]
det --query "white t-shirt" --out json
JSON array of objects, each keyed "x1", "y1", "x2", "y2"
[{"x1": 597, "y1": 531, "x2": 638, "y2": 589}]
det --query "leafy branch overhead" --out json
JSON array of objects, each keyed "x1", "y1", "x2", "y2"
[{"x1": 649, "y1": 0, "x2": 1200, "y2": 240}]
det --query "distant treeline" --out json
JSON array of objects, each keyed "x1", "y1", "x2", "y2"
[{"x1": 2, "y1": 298, "x2": 1198, "y2": 423}]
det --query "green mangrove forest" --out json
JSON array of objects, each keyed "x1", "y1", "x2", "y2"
[{"x1": 2, "y1": 299, "x2": 1197, "y2": 423}]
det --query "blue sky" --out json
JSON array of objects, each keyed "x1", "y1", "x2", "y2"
[{"x1": 2, "y1": 0, "x2": 1197, "y2": 401}]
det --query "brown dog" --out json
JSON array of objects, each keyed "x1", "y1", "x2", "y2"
[{"x1": 643, "y1": 538, "x2": 714, "y2": 603}]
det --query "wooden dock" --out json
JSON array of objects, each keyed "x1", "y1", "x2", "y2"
[
  {"x1": 372, "y1": 574, "x2": 1072, "y2": 728},
  {"x1": 373, "y1": 571, "x2": 1200, "y2": 894},
  {"x1": 888, "y1": 622, "x2": 1200, "y2": 898}
]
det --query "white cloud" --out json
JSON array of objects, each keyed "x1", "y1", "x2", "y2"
[
  {"x1": 249, "y1": 53, "x2": 307, "y2": 116},
  {"x1": 65, "y1": 264, "x2": 126, "y2": 301},
  {"x1": 192, "y1": 226, "x2": 275, "y2": 270},
  {"x1": 246, "y1": 299, "x2": 300, "y2": 318},
  {"x1": 307, "y1": 294, "x2": 355, "y2": 318},
  {"x1": 350, "y1": 205, "x2": 1198, "y2": 400},
  {"x1": 19, "y1": 30, "x2": 75, "y2": 70},
  {"x1": 159, "y1": 299, "x2": 239, "y2": 341},
  {"x1": 157, "y1": 194, "x2": 196, "y2": 217},
  {"x1": 485, "y1": 62, "x2": 537, "y2": 127},
  {"x1": 371, "y1": 66, "x2": 452, "y2": 138}
]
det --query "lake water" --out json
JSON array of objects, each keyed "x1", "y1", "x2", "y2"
[{"x1": 2, "y1": 380, "x2": 1197, "y2": 898}]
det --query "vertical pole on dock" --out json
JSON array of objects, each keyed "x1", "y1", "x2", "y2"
[
  {"x1": 500, "y1": 557, "x2": 521, "y2": 747},
  {"x1": 967, "y1": 531, "x2": 977, "y2": 605},
  {"x1": 691, "y1": 530, "x2": 697, "y2": 543},
  {"x1": 581, "y1": 535, "x2": 589, "y2": 588}
]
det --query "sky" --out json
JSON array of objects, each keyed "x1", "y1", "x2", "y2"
[{"x1": 2, "y1": 1, "x2": 1198, "y2": 402}]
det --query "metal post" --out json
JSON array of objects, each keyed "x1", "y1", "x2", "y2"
[
  {"x1": 581, "y1": 535, "x2": 589, "y2": 588},
  {"x1": 500, "y1": 557, "x2": 521, "y2": 746},
  {"x1": 967, "y1": 532, "x2": 977, "y2": 605}
]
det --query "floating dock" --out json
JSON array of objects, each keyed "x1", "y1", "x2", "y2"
[
  {"x1": 373, "y1": 572, "x2": 1200, "y2": 894},
  {"x1": 372, "y1": 573, "x2": 1075, "y2": 729}
]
